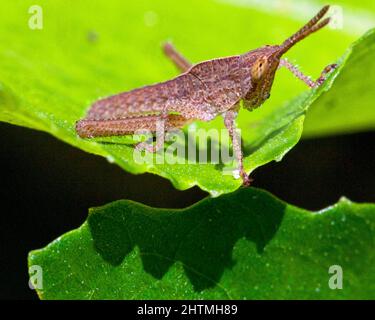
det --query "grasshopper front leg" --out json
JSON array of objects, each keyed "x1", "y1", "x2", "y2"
[{"x1": 280, "y1": 59, "x2": 337, "y2": 88}]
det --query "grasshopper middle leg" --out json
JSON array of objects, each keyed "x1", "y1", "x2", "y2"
[{"x1": 224, "y1": 109, "x2": 251, "y2": 186}]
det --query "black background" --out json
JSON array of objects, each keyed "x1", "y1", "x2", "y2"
[{"x1": 0, "y1": 121, "x2": 374, "y2": 300}]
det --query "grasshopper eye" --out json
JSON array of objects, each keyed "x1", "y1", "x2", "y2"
[{"x1": 251, "y1": 57, "x2": 268, "y2": 80}]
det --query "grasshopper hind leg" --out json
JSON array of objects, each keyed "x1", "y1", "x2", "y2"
[
  {"x1": 76, "y1": 114, "x2": 189, "y2": 139},
  {"x1": 163, "y1": 42, "x2": 192, "y2": 73}
]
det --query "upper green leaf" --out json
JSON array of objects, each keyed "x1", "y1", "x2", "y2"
[
  {"x1": 303, "y1": 28, "x2": 375, "y2": 137},
  {"x1": 0, "y1": 0, "x2": 374, "y2": 195},
  {"x1": 28, "y1": 187, "x2": 375, "y2": 299}
]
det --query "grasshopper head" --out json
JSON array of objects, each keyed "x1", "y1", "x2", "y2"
[
  {"x1": 241, "y1": 5, "x2": 331, "y2": 110},
  {"x1": 241, "y1": 45, "x2": 283, "y2": 109}
]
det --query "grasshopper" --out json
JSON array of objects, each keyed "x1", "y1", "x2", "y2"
[{"x1": 76, "y1": 5, "x2": 337, "y2": 186}]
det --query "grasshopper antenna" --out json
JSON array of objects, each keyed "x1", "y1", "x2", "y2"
[{"x1": 279, "y1": 5, "x2": 331, "y2": 55}]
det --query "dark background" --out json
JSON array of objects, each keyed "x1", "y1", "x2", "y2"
[{"x1": 1, "y1": 121, "x2": 374, "y2": 300}]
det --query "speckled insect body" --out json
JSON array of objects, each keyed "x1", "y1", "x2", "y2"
[{"x1": 76, "y1": 6, "x2": 337, "y2": 185}]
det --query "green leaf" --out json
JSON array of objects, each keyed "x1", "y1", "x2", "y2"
[
  {"x1": 28, "y1": 187, "x2": 375, "y2": 299},
  {"x1": 0, "y1": 0, "x2": 373, "y2": 196}
]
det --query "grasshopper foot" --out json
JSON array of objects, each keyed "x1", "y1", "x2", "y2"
[
  {"x1": 241, "y1": 172, "x2": 253, "y2": 187},
  {"x1": 315, "y1": 63, "x2": 338, "y2": 87}
]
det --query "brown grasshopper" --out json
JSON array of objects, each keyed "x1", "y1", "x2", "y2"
[{"x1": 76, "y1": 5, "x2": 337, "y2": 186}]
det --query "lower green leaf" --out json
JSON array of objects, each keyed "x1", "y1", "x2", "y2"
[{"x1": 28, "y1": 187, "x2": 375, "y2": 299}]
